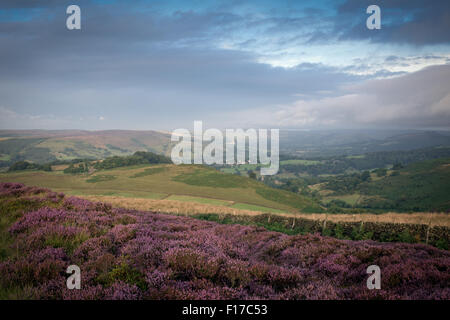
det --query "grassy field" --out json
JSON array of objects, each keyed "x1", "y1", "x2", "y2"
[
  {"x1": 77, "y1": 195, "x2": 450, "y2": 227},
  {"x1": 81, "y1": 195, "x2": 271, "y2": 216},
  {"x1": 1, "y1": 163, "x2": 448, "y2": 230},
  {"x1": 322, "y1": 193, "x2": 362, "y2": 206},
  {"x1": 166, "y1": 195, "x2": 233, "y2": 206},
  {"x1": 230, "y1": 203, "x2": 286, "y2": 213},
  {"x1": 219, "y1": 163, "x2": 269, "y2": 176},
  {"x1": 220, "y1": 167, "x2": 238, "y2": 174},
  {"x1": 0, "y1": 164, "x2": 321, "y2": 213}
]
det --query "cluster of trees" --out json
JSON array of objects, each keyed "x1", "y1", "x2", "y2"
[
  {"x1": 7, "y1": 161, "x2": 52, "y2": 172},
  {"x1": 49, "y1": 158, "x2": 95, "y2": 166},
  {"x1": 93, "y1": 151, "x2": 171, "y2": 170},
  {"x1": 263, "y1": 176, "x2": 321, "y2": 201},
  {"x1": 373, "y1": 168, "x2": 387, "y2": 177},
  {"x1": 6, "y1": 158, "x2": 98, "y2": 174},
  {"x1": 325, "y1": 171, "x2": 371, "y2": 194},
  {"x1": 6, "y1": 151, "x2": 172, "y2": 174},
  {"x1": 281, "y1": 161, "x2": 347, "y2": 175}
]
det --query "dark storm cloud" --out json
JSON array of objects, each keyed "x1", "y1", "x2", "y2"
[
  {"x1": 334, "y1": 0, "x2": 450, "y2": 45},
  {"x1": 0, "y1": 0, "x2": 62, "y2": 9}
]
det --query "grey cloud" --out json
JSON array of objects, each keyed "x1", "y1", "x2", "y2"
[
  {"x1": 0, "y1": 0, "x2": 63, "y2": 9},
  {"x1": 0, "y1": 3, "x2": 360, "y2": 130},
  {"x1": 385, "y1": 56, "x2": 399, "y2": 62},
  {"x1": 1, "y1": 0, "x2": 449, "y2": 130},
  {"x1": 335, "y1": 0, "x2": 450, "y2": 46},
  {"x1": 242, "y1": 65, "x2": 450, "y2": 129}
]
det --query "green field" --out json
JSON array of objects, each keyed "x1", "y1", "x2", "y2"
[
  {"x1": 322, "y1": 193, "x2": 362, "y2": 206},
  {"x1": 219, "y1": 163, "x2": 269, "y2": 176},
  {"x1": 166, "y1": 195, "x2": 233, "y2": 206},
  {"x1": 129, "y1": 167, "x2": 167, "y2": 178},
  {"x1": 85, "y1": 174, "x2": 117, "y2": 183},
  {"x1": 220, "y1": 168, "x2": 238, "y2": 174},
  {"x1": 0, "y1": 164, "x2": 322, "y2": 213},
  {"x1": 230, "y1": 203, "x2": 286, "y2": 213}
]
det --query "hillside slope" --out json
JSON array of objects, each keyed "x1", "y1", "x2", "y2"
[
  {"x1": 0, "y1": 164, "x2": 323, "y2": 213},
  {"x1": 359, "y1": 158, "x2": 450, "y2": 212},
  {"x1": 316, "y1": 158, "x2": 450, "y2": 212},
  {"x1": 0, "y1": 130, "x2": 172, "y2": 165}
]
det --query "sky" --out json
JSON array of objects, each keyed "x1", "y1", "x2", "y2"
[{"x1": 0, "y1": 0, "x2": 449, "y2": 131}]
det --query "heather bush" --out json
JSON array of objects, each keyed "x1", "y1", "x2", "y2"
[
  {"x1": 165, "y1": 248, "x2": 222, "y2": 281},
  {"x1": 0, "y1": 182, "x2": 449, "y2": 300}
]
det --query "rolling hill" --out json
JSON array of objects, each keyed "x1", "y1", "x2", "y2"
[
  {"x1": 0, "y1": 163, "x2": 323, "y2": 214},
  {"x1": 359, "y1": 158, "x2": 450, "y2": 212},
  {"x1": 0, "y1": 130, "x2": 173, "y2": 165},
  {"x1": 280, "y1": 130, "x2": 450, "y2": 157},
  {"x1": 318, "y1": 158, "x2": 450, "y2": 212},
  {"x1": 2, "y1": 129, "x2": 450, "y2": 166}
]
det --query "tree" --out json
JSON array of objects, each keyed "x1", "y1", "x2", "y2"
[
  {"x1": 392, "y1": 162, "x2": 403, "y2": 170},
  {"x1": 374, "y1": 168, "x2": 387, "y2": 177},
  {"x1": 361, "y1": 171, "x2": 371, "y2": 182},
  {"x1": 248, "y1": 170, "x2": 257, "y2": 179}
]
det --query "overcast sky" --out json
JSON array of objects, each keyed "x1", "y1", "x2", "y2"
[{"x1": 0, "y1": 0, "x2": 449, "y2": 130}]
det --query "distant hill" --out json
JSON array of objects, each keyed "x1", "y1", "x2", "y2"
[
  {"x1": 1, "y1": 129, "x2": 450, "y2": 166},
  {"x1": 347, "y1": 131, "x2": 450, "y2": 154},
  {"x1": 278, "y1": 146, "x2": 450, "y2": 175},
  {"x1": 0, "y1": 130, "x2": 172, "y2": 165},
  {"x1": 280, "y1": 130, "x2": 450, "y2": 157}
]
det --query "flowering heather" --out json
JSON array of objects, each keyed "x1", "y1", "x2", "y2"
[{"x1": 0, "y1": 182, "x2": 449, "y2": 299}]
